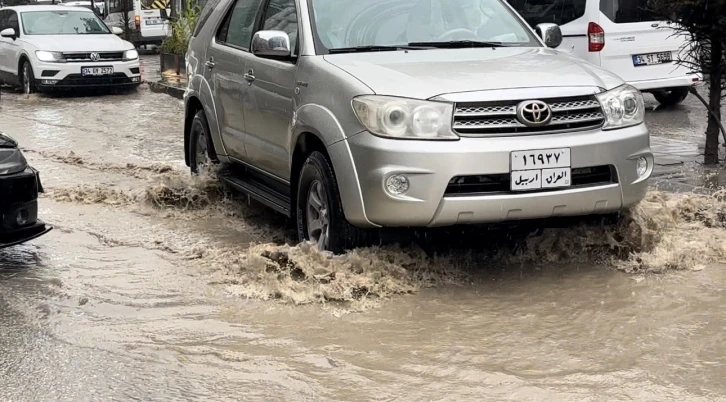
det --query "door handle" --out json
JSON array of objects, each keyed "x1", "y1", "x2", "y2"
[
  {"x1": 244, "y1": 69, "x2": 255, "y2": 83},
  {"x1": 205, "y1": 58, "x2": 215, "y2": 69}
]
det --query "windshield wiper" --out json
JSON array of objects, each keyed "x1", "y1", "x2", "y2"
[
  {"x1": 407, "y1": 40, "x2": 509, "y2": 48},
  {"x1": 328, "y1": 45, "x2": 433, "y2": 54}
]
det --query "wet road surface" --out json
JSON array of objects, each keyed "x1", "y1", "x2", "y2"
[{"x1": 1, "y1": 86, "x2": 725, "y2": 401}]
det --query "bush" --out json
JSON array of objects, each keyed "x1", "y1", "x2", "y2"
[{"x1": 159, "y1": 0, "x2": 201, "y2": 56}]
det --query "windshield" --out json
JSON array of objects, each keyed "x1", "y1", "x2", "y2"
[
  {"x1": 308, "y1": 0, "x2": 539, "y2": 53},
  {"x1": 21, "y1": 10, "x2": 110, "y2": 35}
]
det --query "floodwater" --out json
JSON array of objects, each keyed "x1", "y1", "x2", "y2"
[{"x1": 0, "y1": 86, "x2": 724, "y2": 401}]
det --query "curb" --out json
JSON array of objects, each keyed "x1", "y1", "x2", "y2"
[{"x1": 146, "y1": 80, "x2": 185, "y2": 100}]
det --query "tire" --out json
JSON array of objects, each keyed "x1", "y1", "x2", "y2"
[
  {"x1": 21, "y1": 60, "x2": 36, "y2": 95},
  {"x1": 296, "y1": 151, "x2": 376, "y2": 254},
  {"x1": 188, "y1": 109, "x2": 217, "y2": 175},
  {"x1": 653, "y1": 87, "x2": 689, "y2": 106}
]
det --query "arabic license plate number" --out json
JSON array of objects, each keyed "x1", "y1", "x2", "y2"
[
  {"x1": 510, "y1": 148, "x2": 571, "y2": 191},
  {"x1": 633, "y1": 52, "x2": 672, "y2": 66},
  {"x1": 81, "y1": 66, "x2": 114, "y2": 76},
  {"x1": 146, "y1": 19, "x2": 163, "y2": 25}
]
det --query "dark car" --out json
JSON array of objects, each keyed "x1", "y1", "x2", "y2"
[{"x1": 0, "y1": 131, "x2": 52, "y2": 249}]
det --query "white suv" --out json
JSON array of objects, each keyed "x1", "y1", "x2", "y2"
[
  {"x1": 507, "y1": 0, "x2": 702, "y2": 106},
  {"x1": 0, "y1": 5, "x2": 141, "y2": 94}
]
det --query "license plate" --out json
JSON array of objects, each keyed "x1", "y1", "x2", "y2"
[
  {"x1": 146, "y1": 19, "x2": 163, "y2": 25},
  {"x1": 510, "y1": 148, "x2": 571, "y2": 191},
  {"x1": 81, "y1": 66, "x2": 114, "y2": 76},
  {"x1": 632, "y1": 51, "x2": 673, "y2": 66}
]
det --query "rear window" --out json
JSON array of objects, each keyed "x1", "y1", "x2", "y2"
[
  {"x1": 599, "y1": 0, "x2": 659, "y2": 23},
  {"x1": 506, "y1": 0, "x2": 586, "y2": 27}
]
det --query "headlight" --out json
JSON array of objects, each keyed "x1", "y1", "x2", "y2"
[
  {"x1": 123, "y1": 49, "x2": 139, "y2": 61},
  {"x1": 596, "y1": 84, "x2": 645, "y2": 130},
  {"x1": 35, "y1": 50, "x2": 65, "y2": 63},
  {"x1": 351, "y1": 95, "x2": 458, "y2": 140},
  {"x1": 0, "y1": 148, "x2": 28, "y2": 175}
]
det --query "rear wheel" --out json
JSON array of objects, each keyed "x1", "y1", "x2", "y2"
[
  {"x1": 296, "y1": 151, "x2": 376, "y2": 254},
  {"x1": 188, "y1": 110, "x2": 216, "y2": 175},
  {"x1": 21, "y1": 60, "x2": 36, "y2": 95},
  {"x1": 653, "y1": 87, "x2": 689, "y2": 106}
]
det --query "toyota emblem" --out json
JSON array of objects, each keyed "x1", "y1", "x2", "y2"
[
  {"x1": 516, "y1": 100, "x2": 553, "y2": 127},
  {"x1": 90, "y1": 52, "x2": 100, "y2": 61}
]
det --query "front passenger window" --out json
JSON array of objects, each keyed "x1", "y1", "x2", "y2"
[
  {"x1": 219, "y1": 0, "x2": 265, "y2": 50},
  {"x1": 260, "y1": 0, "x2": 298, "y2": 57}
]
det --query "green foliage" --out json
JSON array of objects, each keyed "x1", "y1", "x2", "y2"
[{"x1": 159, "y1": 0, "x2": 201, "y2": 56}]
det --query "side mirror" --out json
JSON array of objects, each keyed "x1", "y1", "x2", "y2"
[
  {"x1": 535, "y1": 23, "x2": 563, "y2": 48},
  {"x1": 111, "y1": 26, "x2": 123, "y2": 35},
  {"x1": 251, "y1": 30, "x2": 291, "y2": 58},
  {"x1": 0, "y1": 28, "x2": 15, "y2": 39}
]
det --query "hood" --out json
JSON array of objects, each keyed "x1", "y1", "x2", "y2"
[
  {"x1": 323, "y1": 47, "x2": 624, "y2": 100},
  {"x1": 0, "y1": 132, "x2": 18, "y2": 148},
  {"x1": 25, "y1": 34, "x2": 132, "y2": 52}
]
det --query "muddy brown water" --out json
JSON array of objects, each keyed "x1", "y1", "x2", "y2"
[{"x1": 0, "y1": 87, "x2": 724, "y2": 401}]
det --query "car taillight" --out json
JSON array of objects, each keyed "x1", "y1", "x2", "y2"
[
  {"x1": 588, "y1": 22, "x2": 605, "y2": 52},
  {"x1": 134, "y1": 15, "x2": 140, "y2": 30}
]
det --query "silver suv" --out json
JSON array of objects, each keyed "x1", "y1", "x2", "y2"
[{"x1": 184, "y1": 0, "x2": 652, "y2": 253}]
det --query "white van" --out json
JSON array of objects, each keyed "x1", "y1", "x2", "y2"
[
  {"x1": 506, "y1": 0, "x2": 702, "y2": 106},
  {"x1": 103, "y1": 0, "x2": 171, "y2": 48}
]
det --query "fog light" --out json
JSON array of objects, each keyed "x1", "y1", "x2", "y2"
[
  {"x1": 636, "y1": 156, "x2": 648, "y2": 177},
  {"x1": 16, "y1": 209, "x2": 29, "y2": 226},
  {"x1": 385, "y1": 174, "x2": 410, "y2": 195},
  {"x1": 131, "y1": 77, "x2": 140, "y2": 82}
]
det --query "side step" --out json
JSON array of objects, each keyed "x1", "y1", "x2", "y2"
[{"x1": 218, "y1": 168, "x2": 292, "y2": 217}]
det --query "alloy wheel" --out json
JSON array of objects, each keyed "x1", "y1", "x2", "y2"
[{"x1": 306, "y1": 179, "x2": 330, "y2": 250}]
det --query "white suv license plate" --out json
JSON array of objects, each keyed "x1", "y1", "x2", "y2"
[
  {"x1": 82, "y1": 66, "x2": 114, "y2": 76},
  {"x1": 633, "y1": 51, "x2": 672, "y2": 66},
  {"x1": 510, "y1": 148, "x2": 571, "y2": 191},
  {"x1": 146, "y1": 19, "x2": 163, "y2": 25}
]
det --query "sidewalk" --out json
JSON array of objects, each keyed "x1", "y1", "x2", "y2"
[{"x1": 140, "y1": 54, "x2": 186, "y2": 100}]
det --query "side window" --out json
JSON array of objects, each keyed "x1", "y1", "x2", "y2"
[
  {"x1": 260, "y1": 0, "x2": 298, "y2": 57},
  {"x1": 193, "y1": 0, "x2": 223, "y2": 37},
  {"x1": 217, "y1": 0, "x2": 264, "y2": 50},
  {"x1": 7, "y1": 11, "x2": 19, "y2": 34},
  {"x1": 599, "y1": 0, "x2": 658, "y2": 24},
  {"x1": 0, "y1": 11, "x2": 8, "y2": 31},
  {"x1": 506, "y1": 0, "x2": 587, "y2": 27}
]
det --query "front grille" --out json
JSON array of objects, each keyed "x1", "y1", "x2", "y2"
[
  {"x1": 55, "y1": 73, "x2": 133, "y2": 87},
  {"x1": 62, "y1": 52, "x2": 124, "y2": 62},
  {"x1": 445, "y1": 165, "x2": 616, "y2": 195},
  {"x1": 453, "y1": 95, "x2": 605, "y2": 137}
]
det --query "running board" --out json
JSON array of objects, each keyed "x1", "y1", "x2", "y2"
[{"x1": 218, "y1": 169, "x2": 292, "y2": 217}]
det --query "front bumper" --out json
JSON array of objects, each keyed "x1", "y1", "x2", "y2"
[
  {"x1": 32, "y1": 59, "x2": 141, "y2": 90},
  {"x1": 330, "y1": 124, "x2": 652, "y2": 228},
  {"x1": 630, "y1": 73, "x2": 703, "y2": 91},
  {"x1": 0, "y1": 166, "x2": 52, "y2": 249}
]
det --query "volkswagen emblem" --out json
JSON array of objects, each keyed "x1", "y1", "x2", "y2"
[
  {"x1": 90, "y1": 52, "x2": 100, "y2": 61},
  {"x1": 516, "y1": 100, "x2": 553, "y2": 127}
]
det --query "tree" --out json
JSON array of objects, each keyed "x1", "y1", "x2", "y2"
[
  {"x1": 118, "y1": 0, "x2": 134, "y2": 42},
  {"x1": 648, "y1": 0, "x2": 726, "y2": 165}
]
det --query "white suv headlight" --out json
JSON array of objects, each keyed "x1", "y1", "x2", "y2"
[
  {"x1": 35, "y1": 50, "x2": 65, "y2": 63},
  {"x1": 123, "y1": 49, "x2": 139, "y2": 61},
  {"x1": 596, "y1": 84, "x2": 645, "y2": 130},
  {"x1": 351, "y1": 95, "x2": 458, "y2": 140}
]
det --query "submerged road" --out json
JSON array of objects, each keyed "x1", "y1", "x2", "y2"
[{"x1": 0, "y1": 86, "x2": 724, "y2": 401}]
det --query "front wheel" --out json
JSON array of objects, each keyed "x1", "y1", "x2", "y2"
[
  {"x1": 296, "y1": 151, "x2": 376, "y2": 254},
  {"x1": 21, "y1": 60, "x2": 36, "y2": 95},
  {"x1": 653, "y1": 87, "x2": 689, "y2": 106},
  {"x1": 188, "y1": 109, "x2": 217, "y2": 175}
]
